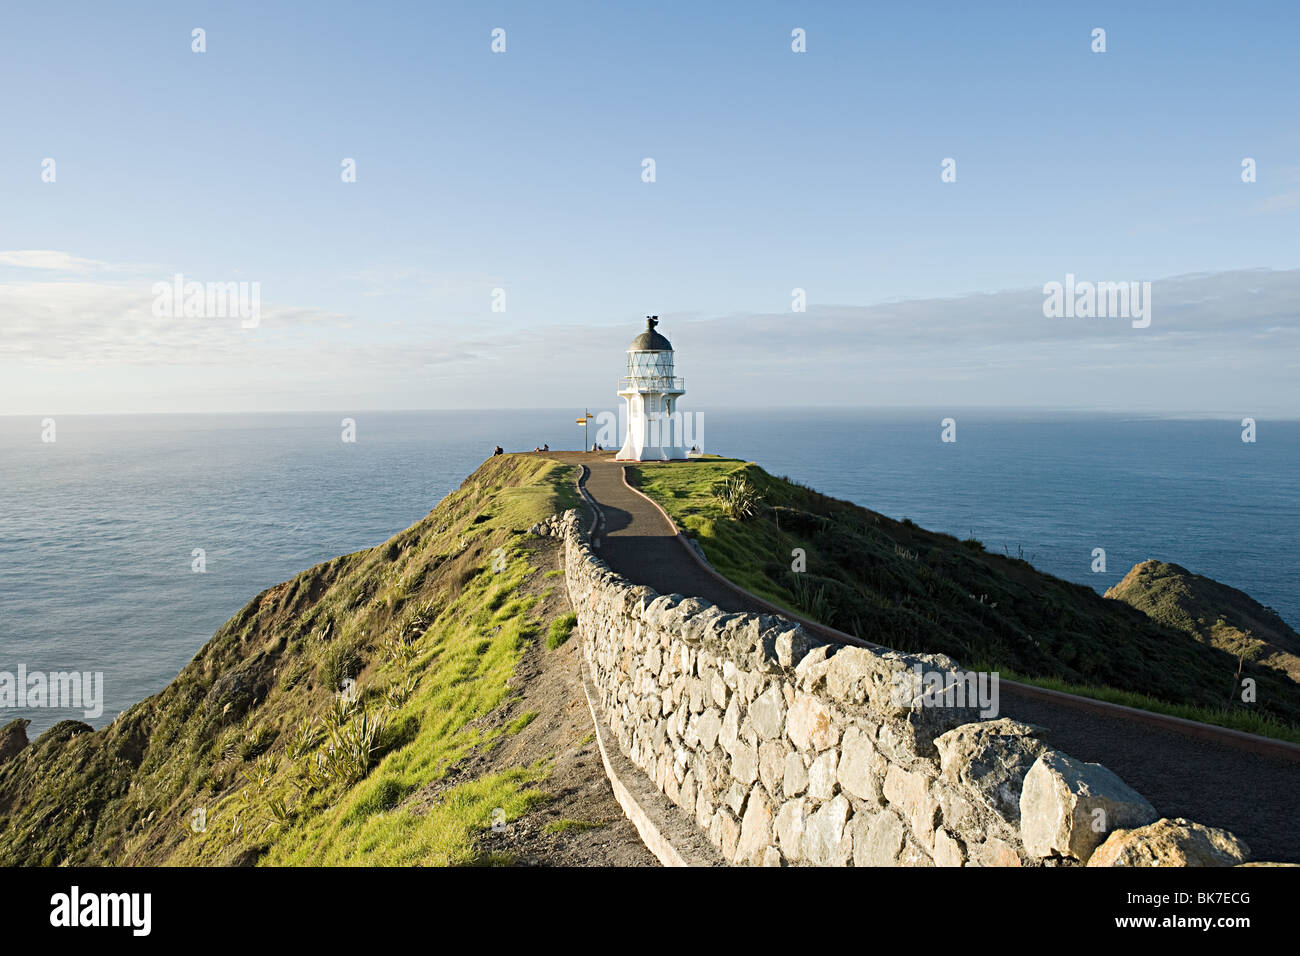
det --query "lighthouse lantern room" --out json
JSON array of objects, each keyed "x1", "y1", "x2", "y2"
[{"x1": 616, "y1": 316, "x2": 689, "y2": 461}]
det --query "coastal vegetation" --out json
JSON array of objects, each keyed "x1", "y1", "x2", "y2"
[
  {"x1": 630, "y1": 458, "x2": 1300, "y2": 740},
  {"x1": 0, "y1": 455, "x2": 583, "y2": 866},
  {"x1": 546, "y1": 612, "x2": 578, "y2": 650},
  {"x1": 1106, "y1": 560, "x2": 1300, "y2": 686},
  {"x1": 4, "y1": 451, "x2": 1296, "y2": 868}
]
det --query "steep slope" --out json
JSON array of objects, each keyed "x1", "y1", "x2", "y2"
[
  {"x1": 630, "y1": 459, "x2": 1300, "y2": 734},
  {"x1": 1106, "y1": 560, "x2": 1300, "y2": 685},
  {"x1": 0, "y1": 455, "x2": 649, "y2": 867}
]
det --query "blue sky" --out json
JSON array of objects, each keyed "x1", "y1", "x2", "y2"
[{"x1": 1, "y1": 1, "x2": 1297, "y2": 414}]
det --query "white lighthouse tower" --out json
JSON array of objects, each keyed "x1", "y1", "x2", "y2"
[{"x1": 616, "y1": 316, "x2": 689, "y2": 461}]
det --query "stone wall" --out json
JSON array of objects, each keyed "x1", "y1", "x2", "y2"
[{"x1": 541, "y1": 509, "x2": 1252, "y2": 867}]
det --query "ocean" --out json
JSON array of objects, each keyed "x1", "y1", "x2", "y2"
[{"x1": 1, "y1": 409, "x2": 1296, "y2": 734}]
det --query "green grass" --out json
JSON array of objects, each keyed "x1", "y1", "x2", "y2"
[
  {"x1": 543, "y1": 818, "x2": 603, "y2": 834},
  {"x1": 1106, "y1": 560, "x2": 1300, "y2": 677},
  {"x1": 0, "y1": 454, "x2": 580, "y2": 867},
  {"x1": 505, "y1": 711, "x2": 539, "y2": 735},
  {"x1": 260, "y1": 564, "x2": 545, "y2": 865},
  {"x1": 546, "y1": 612, "x2": 577, "y2": 650},
  {"x1": 629, "y1": 459, "x2": 1300, "y2": 743},
  {"x1": 275, "y1": 769, "x2": 546, "y2": 866},
  {"x1": 631, "y1": 459, "x2": 798, "y2": 610}
]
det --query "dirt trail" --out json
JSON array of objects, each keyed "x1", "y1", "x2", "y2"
[{"x1": 456, "y1": 524, "x2": 655, "y2": 866}]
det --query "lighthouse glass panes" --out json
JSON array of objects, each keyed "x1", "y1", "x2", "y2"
[{"x1": 627, "y1": 349, "x2": 674, "y2": 387}]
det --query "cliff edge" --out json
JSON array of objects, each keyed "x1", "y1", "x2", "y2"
[
  {"x1": 0, "y1": 456, "x2": 652, "y2": 867},
  {"x1": 1106, "y1": 559, "x2": 1300, "y2": 686}
]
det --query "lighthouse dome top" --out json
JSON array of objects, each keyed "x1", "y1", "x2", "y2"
[{"x1": 629, "y1": 315, "x2": 673, "y2": 351}]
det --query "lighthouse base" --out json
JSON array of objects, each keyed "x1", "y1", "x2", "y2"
[
  {"x1": 617, "y1": 389, "x2": 691, "y2": 462},
  {"x1": 614, "y1": 439, "x2": 689, "y2": 462}
]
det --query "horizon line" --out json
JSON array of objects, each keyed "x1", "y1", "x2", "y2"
[{"x1": 2, "y1": 406, "x2": 1295, "y2": 422}]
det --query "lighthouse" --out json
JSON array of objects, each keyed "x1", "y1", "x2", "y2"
[{"x1": 616, "y1": 316, "x2": 689, "y2": 461}]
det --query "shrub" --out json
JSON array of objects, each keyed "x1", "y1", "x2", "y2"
[
  {"x1": 382, "y1": 628, "x2": 418, "y2": 667},
  {"x1": 323, "y1": 693, "x2": 359, "y2": 733},
  {"x1": 407, "y1": 599, "x2": 439, "y2": 636},
  {"x1": 384, "y1": 674, "x2": 418, "y2": 710},
  {"x1": 789, "y1": 573, "x2": 835, "y2": 626},
  {"x1": 285, "y1": 717, "x2": 317, "y2": 760},
  {"x1": 715, "y1": 476, "x2": 763, "y2": 520},
  {"x1": 309, "y1": 709, "x2": 388, "y2": 790},
  {"x1": 239, "y1": 725, "x2": 277, "y2": 760},
  {"x1": 242, "y1": 753, "x2": 278, "y2": 791},
  {"x1": 320, "y1": 640, "x2": 364, "y2": 692},
  {"x1": 279, "y1": 659, "x2": 308, "y2": 692}
]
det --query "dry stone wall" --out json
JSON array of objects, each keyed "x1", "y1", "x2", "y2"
[{"x1": 539, "y1": 509, "x2": 1251, "y2": 867}]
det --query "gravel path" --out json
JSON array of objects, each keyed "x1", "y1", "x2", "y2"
[{"x1": 567, "y1": 455, "x2": 1300, "y2": 864}]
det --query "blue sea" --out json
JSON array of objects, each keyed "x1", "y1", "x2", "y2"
[{"x1": 2, "y1": 409, "x2": 1297, "y2": 734}]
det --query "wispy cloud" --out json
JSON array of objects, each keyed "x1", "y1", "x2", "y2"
[
  {"x1": 0, "y1": 280, "x2": 358, "y2": 367},
  {"x1": 2, "y1": 258, "x2": 1297, "y2": 414},
  {"x1": 0, "y1": 250, "x2": 115, "y2": 272}
]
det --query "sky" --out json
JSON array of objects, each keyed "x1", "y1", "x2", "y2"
[{"x1": 0, "y1": 0, "x2": 1297, "y2": 416}]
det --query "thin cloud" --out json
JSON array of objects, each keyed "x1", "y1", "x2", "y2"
[
  {"x1": 0, "y1": 280, "x2": 357, "y2": 366},
  {"x1": 0, "y1": 250, "x2": 114, "y2": 272},
  {"x1": 2, "y1": 263, "x2": 1297, "y2": 414}
]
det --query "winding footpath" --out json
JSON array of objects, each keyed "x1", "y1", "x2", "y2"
[{"x1": 546, "y1": 452, "x2": 1300, "y2": 864}]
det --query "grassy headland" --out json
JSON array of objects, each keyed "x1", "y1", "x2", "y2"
[
  {"x1": 1106, "y1": 560, "x2": 1300, "y2": 685},
  {"x1": 629, "y1": 458, "x2": 1300, "y2": 741},
  {"x1": 0, "y1": 455, "x2": 584, "y2": 866}
]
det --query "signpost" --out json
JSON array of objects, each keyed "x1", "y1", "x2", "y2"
[{"x1": 576, "y1": 409, "x2": 593, "y2": 451}]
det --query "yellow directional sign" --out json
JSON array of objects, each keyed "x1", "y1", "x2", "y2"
[{"x1": 578, "y1": 409, "x2": 594, "y2": 450}]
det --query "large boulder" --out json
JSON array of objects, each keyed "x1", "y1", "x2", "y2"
[
  {"x1": 935, "y1": 718, "x2": 1047, "y2": 823},
  {"x1": 205, "y1": 665, "x2": 268, "y2": 724},
  {"x1": 1087, "y1": 818, "x2": 1250, "y2": 867},
  {"x1": 1020, "y1": 750, "x2": 1158, "y2": 862}
]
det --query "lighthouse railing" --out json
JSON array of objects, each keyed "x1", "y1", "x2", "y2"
[{"x1": 618, "y1": 375, "x2": 685, "y2": 392}]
